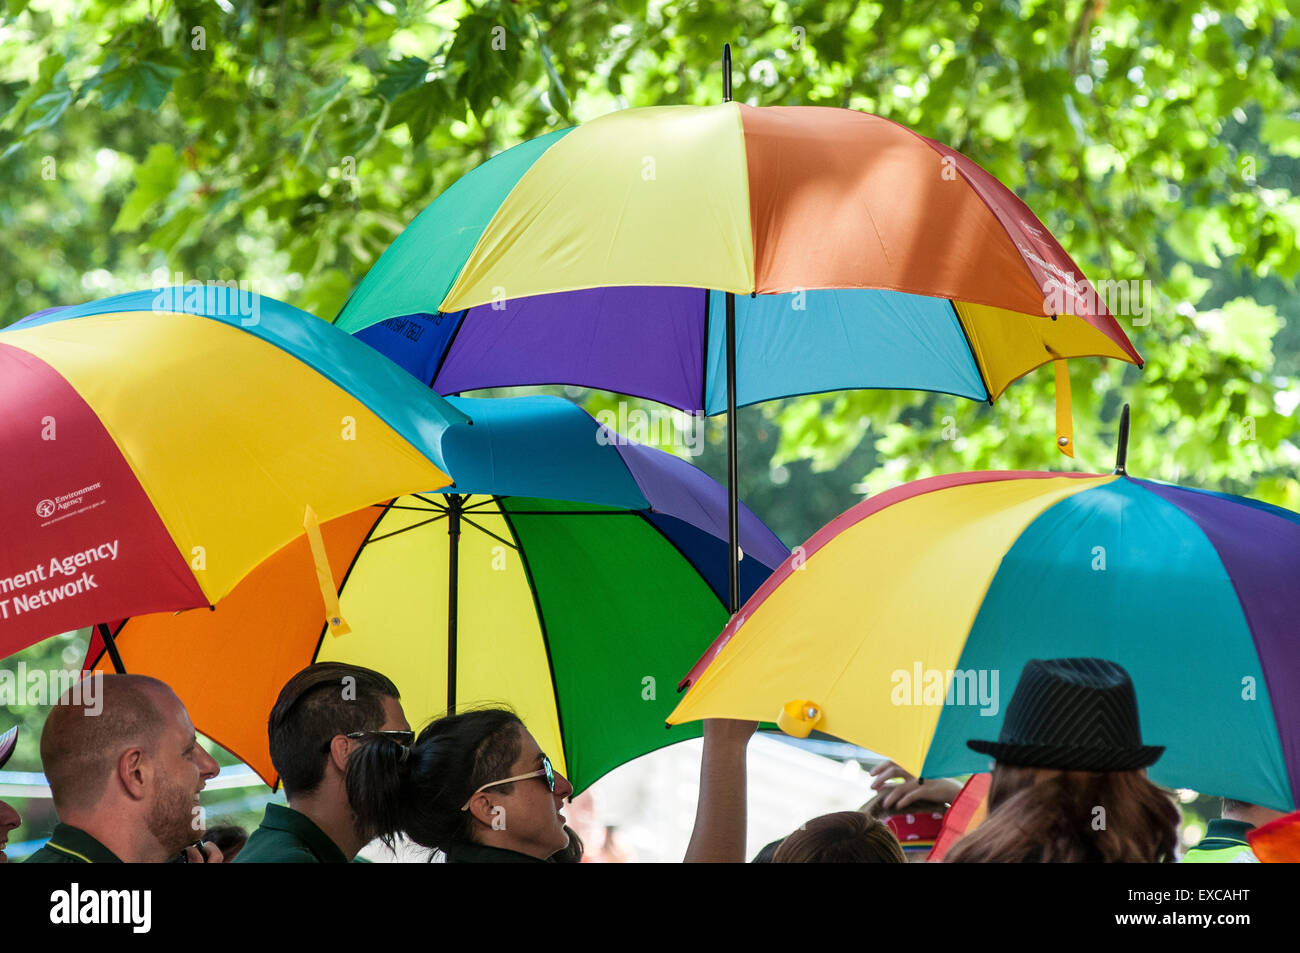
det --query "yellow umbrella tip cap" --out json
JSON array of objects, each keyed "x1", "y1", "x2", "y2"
[{"x1": 777, "y1": 699, "x2": 823, "y2": 738}]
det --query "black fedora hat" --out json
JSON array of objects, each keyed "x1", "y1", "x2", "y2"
[{"x1": 967, "y1": 658, "x2": 1164, "y2": 772}]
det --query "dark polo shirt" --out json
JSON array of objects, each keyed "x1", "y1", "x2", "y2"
[
  {"x1": 1183, "y1": 818, "x2": 1257, "y2": 863},
  {"x1": 234, "y1": 804, "x2": 348, "y2": 864},
  {"x1": 24, "y1": 823, "x2": 123, "y2": 863},
  {"x1": 444, "y1": 842, "x2": 547, "y2": 864}
]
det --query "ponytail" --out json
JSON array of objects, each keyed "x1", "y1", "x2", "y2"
[{"x1": 346, "y1": 733, "x2": 412, "y2": 846}]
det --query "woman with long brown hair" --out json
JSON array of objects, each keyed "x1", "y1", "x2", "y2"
[{"x1": 946, "y1": 658, "x2": 1180, "y2": 863}]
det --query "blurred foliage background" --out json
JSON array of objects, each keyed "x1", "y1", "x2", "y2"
[
  {"x1": 2, "y1": 0, "x2": 1297, "y2": 852},
  {"x1": 3, "y1": 0, "x2": 1297, "y2": 539}
]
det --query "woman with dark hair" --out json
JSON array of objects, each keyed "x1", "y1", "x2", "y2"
[
  {"x1": 347, "y1": 707, "x2": 573, "y2": 863},
  {"x1": 772, "y1": 811, "x2": 906, "y2": 863},
  {"x1": 348, "y1": 707, "x2": 758, "y2": 862},
  {"x1": 946, "y1": 658, "x2": 1180, "y2": 863}
]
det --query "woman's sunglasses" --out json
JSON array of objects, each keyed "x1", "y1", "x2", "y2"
[{"x1": 460, "y1": 754, "x2": 556, "y2": 811}]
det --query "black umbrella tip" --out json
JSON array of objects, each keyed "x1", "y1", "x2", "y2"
[{"x1": 1113, "y1": 403, "x2": 1132, "y2": 475}]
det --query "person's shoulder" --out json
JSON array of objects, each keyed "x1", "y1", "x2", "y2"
[
  {"x1": 232, "y1": 839, "x2": 321, "y2": 863},
  {"x1": 22, "y1": 845, "x2": 79, "y2": 863},
  {"x1": 232, "y1": 827, "x2": 320, "y2": 864},
  {"x1": 233, "y1": 843, "x2": 321, "y2": 863},
  {"x1": 445, "y1": 842, "x2": 547, "y2": 864},
  {"x1": 241, "y1": 849, "x2": 321, "y2": 863},
  {"x1": 1182, "y1": 845, "x2": 1255, "y2": 863}
]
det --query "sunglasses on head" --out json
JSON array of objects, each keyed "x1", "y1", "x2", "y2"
[
  {"x1": 460, "y1": 754, "x2": 556, "y2": 811},
  {"x1": 320, "y1": 729, "x2": 415, "y2": 754}
]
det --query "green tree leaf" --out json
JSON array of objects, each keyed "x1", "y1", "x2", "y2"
[{"x1": 112, "y1": 144, "x2": 181, "y2": 233}]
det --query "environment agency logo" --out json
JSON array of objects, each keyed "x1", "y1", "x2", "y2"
[{"x1": 35, "y1": 481, "x2": 105, "y2": 526}]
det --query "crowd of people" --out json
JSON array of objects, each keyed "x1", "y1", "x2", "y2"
[{"x1": 0, "y1": 656, "x2": 1290, "y2": 863}]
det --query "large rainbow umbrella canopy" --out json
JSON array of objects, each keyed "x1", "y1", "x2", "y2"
[
  {"x1": 669, "y1": 468, "x2": 1300, "y2": 812},
  {"x1": 85, "y1": 396, "x2": 789, "y2": 793},
  {"x1": 336, "y1": 103, "x2": 1142, "y2": 412},
  {"x1": 0, "y1": 288, "x2": 468, "y2": 657}
]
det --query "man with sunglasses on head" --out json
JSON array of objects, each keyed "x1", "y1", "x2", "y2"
[{"x1": 235, "y1": 663, "x2": 411, "y2": 863}]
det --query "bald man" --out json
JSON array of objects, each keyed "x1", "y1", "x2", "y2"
[{"x1": 25, "y1": 674, "x2": 221, "y2": 863}]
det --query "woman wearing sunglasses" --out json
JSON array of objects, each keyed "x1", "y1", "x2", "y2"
[{"x1": 347, "y1": 708, "x2": 575, "y2": 863}]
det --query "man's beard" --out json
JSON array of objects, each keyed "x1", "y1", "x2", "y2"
[{"x1": 146, "y1": 772, "x2": 196, "y2": 856}]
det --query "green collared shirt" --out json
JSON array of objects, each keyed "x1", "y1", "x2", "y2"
[
  {"x1": 23, "y1": 823, "x2": 123, "y2": 864},
  {"x1": 1182, "y1": 819, "x2": 1259, "y2": 863},
  {"x1": 444, "y1": 842, "x2": 548, "y2": 864},
  {"x1": 233, "y1": 804, "x2": 349, "y2": 864}
]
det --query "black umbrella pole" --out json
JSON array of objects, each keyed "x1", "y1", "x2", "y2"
[
  {"x1": 447, "y1": 494, "x2": 461, "y2": 716},
  {"x1": 721, "y1": 43, "x2": 740, "y2": 614},
  {"x1": 97, "y1": 622, "x2": 126, "y2": 674},
  {"x1": 726, "y1": 291, "x2": 740, "y2": 615}
]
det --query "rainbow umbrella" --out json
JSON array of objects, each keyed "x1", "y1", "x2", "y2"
[
  {"x1": 927, "y1": 773, "x2": 990, "y2": 863},
  {"x1": 335, "y1": 63, "x2": 1142, "y2": 611},
  {"x1": 84, "y1": 395, "x2": 788, "y2": 793},
  {"x1": 0, "y1": 288, "x2": 467, "y2": 658},
  {"x1": 1249, "y1": 811, "x2": 1300, "y2": 862},
  {"x1": 669, "y1": 410, "x2": 1299, "y2": 812}
]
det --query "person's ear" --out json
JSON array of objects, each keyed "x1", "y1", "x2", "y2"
[
  {"x1": 326, "y1": 735, "x2": 352, "y2": 774},
  {"x1": 117, "y1": 747, "x2": 150, "y2": 802},
  {"x1": 467, "y1": 793, "x2": 497, "y2": 828}
]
